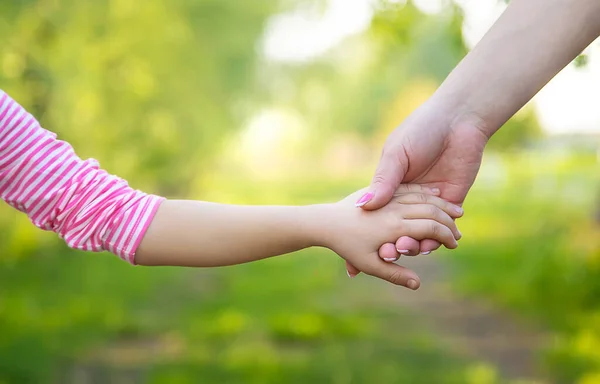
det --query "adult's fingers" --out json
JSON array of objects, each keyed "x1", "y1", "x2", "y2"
[
  {"x1": 389, "y1": 236, "x2": 443, "y2": 261},
  {"x1": 418, "y1": 239, "x2": 442, "y2": 254},
  {"x1": 399, "y1": 219, "x2": 458, "y2": 249},
  {"x1": 391, "y1": 188, "x2": 459, "y2": 257},
  {"x1": 378, "y1": 242, "x2": 403, "y2": 262},
  {"x1": 355, "y1": 180, "x2": 441, "y2": 210},
  {"x1": 394, "y1": 236, "x2": 421, "y2": 257},
  {"x1": 387, "y1": 237, "x2": 442, "y2": 262},
  {"x1": 394, "y1": 192, "x2": 464, "y2": 220},
  {"x1": 399, "y1": 204, "x2": 461, "y2": 240},
  {"x1": 392, "y1": 184, "x2": 441, "y2": 197},
  {"x1": 392, "y1": 193, "x2": 462, "y2": 256}
]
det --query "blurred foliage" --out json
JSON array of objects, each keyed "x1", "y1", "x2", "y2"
[
  {"x1": 259, "y1": 1, "x2": 469, "y2": 149},
  {"x1": 449, "y1": 151, "x2": 600, "y2": 383},
  {"x1": 487, "y1": 108, "x2": 543, "y2": 150},
  {"x1": 574, "y1": 54, "x2": 589, "y2": 69},
  {"x1": 0, "y1": 0, "x2": 283, "y2": 197}
]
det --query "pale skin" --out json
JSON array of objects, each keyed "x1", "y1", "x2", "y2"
[
  {"x1": 135, "y1": 185, "x2": 463, "y2": 290},
  {"x1": 349, "y1": 0, "x2": 600, "y2": 277}
]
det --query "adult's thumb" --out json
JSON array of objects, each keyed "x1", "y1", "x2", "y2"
[{"x1": 356, "y1": 152, "x2": 405, "y2": 211}]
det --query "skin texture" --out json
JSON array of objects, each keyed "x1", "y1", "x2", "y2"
[
  {"x1": 347, "y1": 0, "x2": 600, "y2": 277},
  {"x1": 135, "y1": 184, "x2": 463, "y2": 290}
]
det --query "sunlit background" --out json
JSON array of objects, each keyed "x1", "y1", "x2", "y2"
[{"x1": 1, "y1": 0, "x2": 599, "y2": 383}]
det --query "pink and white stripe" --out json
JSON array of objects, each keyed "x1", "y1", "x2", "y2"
[{"x1": 0, "y1": 90, "x2": 164, "y2": 264}]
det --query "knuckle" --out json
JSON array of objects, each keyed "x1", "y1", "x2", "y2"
[
  {"x1": 449, "y1": 220, "x2": 458, "y2": 232},
  {"x1": 394, "y1": 216, "x2": 407, "y2": 232},
  {"x1": 447, "y1": 225, "x2": 458, "y2": 237},
  {"x1": 394, "y1": 194, "x2": 408, "y2": 204},
  {"x1": 427, "y1": 205, "x2": 438, "y2": 218},
  {"x1": 388, "y1": 269, "x2": 405, "y2": 285},
  {"x1": 381, "y1": 143, "x2": 401, "y2": 160},
  {"x1": 395, "y1": 184, "x2": 409, "y2": 193},
  {"x1": 403, "y1": 184, "x2": 420, "y2": 193},
  {"x1": 442, "y1": 228, "x2": 454, "y2": 244},
  {"x1": 429, "y1": 222, "x2": 440, "y2": 236},
  {"x1": 378, "y1": 145, "x2": 401, "y2": 168},
  {"x1": 417, "y1": 193, "x2": 428, "y2": 204},
  {"x1": 372, "y1": 173, "x2": 387, "y2": 186},
  {"x1": 446, "y1": 204, "x2": 459, "y2": 217}
]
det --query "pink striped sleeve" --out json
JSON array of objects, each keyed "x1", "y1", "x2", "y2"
[{"x1": 0, "y1": 89, "x2": 165, "y2": 264}]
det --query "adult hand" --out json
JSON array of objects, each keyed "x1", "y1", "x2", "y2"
[
  {"x1": 346, "y1": 102, "x2": 488, "y2": 277},
  {"x1": 344, "y1": 0, "x2": 600, "y2": 279}
]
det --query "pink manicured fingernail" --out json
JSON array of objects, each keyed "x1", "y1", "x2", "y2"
[
  {"x1": 347, "y1": 270, "x2": 356, "y2": 279},
  {"x1": 421, "y1": 251, "x2": 431, "y2": 255},
  {"x1": 454, "y1": 206, "x2": 464, "y2": 215},
  {"x1": 384, "y1": 257, "x2": 397, "y2": 262},
  {"x1": 430, "y1": 188, "x2": 440, "y2": 194},
  {"x1": 355, "y1": 192, "x2": 374, "y2": 207},
  {"x1": 397, "y1": 249, "x2": 409, "y2": 254}
]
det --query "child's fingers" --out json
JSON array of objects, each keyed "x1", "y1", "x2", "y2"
[
  {"x1": 393, "y1": 184, "x2": 440, "y2": 197},
  {"x1": 399, "y1": 204, "x2": 461, "y2": 240},
  {"x1": 399, "y1": 219, "x2": 459, "y2": 249},
  {"x1": 394, "y1": 192, "x2": 464, "y2": 219},
  {"x1": 346, "y1": 261, "x2": 361, "y2": 278},
  {"x1": 360, "y1": 253, "x2": 421, "y2": 289}
]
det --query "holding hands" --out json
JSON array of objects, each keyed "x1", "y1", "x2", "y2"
[
  {"x1": 326, "y1": 184, "x2": 463, "y2": 290},
  {"x1": 343, "y1": 0, "x2": 600, "y2": 280},
  {"x1": 346, "y1": 102, "x2": 486, "y2": 279}
]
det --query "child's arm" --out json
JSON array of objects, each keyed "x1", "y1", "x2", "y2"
[
  {"x1": 136, "y1": 201, "x2": 323, "y2": 267},
  {"x1": 135, "y1": 187, "x2": 461, "y2": 289},
  {"x1": 136, "y1": 188, "x2": 461, "y2": 268}
]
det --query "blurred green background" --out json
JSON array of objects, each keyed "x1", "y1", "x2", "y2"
[{"x1": 1, "y1": 0, "x2": 599, "y2": 383}]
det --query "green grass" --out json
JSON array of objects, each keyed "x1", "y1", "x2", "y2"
[
  {"x1": 444, "y1": 151, "x2": 600, "y2": 383},
  {"x1": 0, "y1": 246, "x2": 470, "y2": 383}
]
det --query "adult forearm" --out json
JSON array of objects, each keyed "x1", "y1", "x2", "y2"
[
  {"x1": 433, "y1": 0, "x2": 600, "y2": 136},
  {"x1": 135, "y1": 200, "x2": 326, "y2": 267}
]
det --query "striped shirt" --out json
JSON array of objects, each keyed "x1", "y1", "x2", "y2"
[{"x1": 0, "y1": 90, "x2": 164, "y2": 264}]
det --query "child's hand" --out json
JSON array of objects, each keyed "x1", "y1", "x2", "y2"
[{"x1": 316, "y1": 185, "x2": 463, "y2": 290}]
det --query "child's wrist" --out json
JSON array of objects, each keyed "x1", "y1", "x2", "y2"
[{"x1": 299, "y1": 203, "x2": 337, "y2": 249}]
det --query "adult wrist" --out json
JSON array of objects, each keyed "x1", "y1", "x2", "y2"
[{"x1": 427, "y1": 88, "x2": 496, "y2": 140}]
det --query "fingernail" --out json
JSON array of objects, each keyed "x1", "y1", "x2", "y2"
[
  {"x1": 407, "y1": 279, "x2": 419, "y2": 290},
  {"x1": 397, "y1": 249, "x2": 409, "y2": 254},
  {"x1": 454, "y1": 205, "x2": 464, "y2": 215},
  {"x1": 457, "y1": 229, "x2": 462, "y2": 239},
  {"x1": 347, "y1": 270, "x2": 356, "y2": 279},
  {"x1": 355, "y1": 192, "x2": 374, "y2": 207},
  {"x1": 421, "y1": 251, "x2": 431, "y2": 255},
  {"x1": 430, "y1": 188, "x2": 440, "y2": 194},
  {"x1": 384, "y1": 257, "x2": 397, "y2": 262}
]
